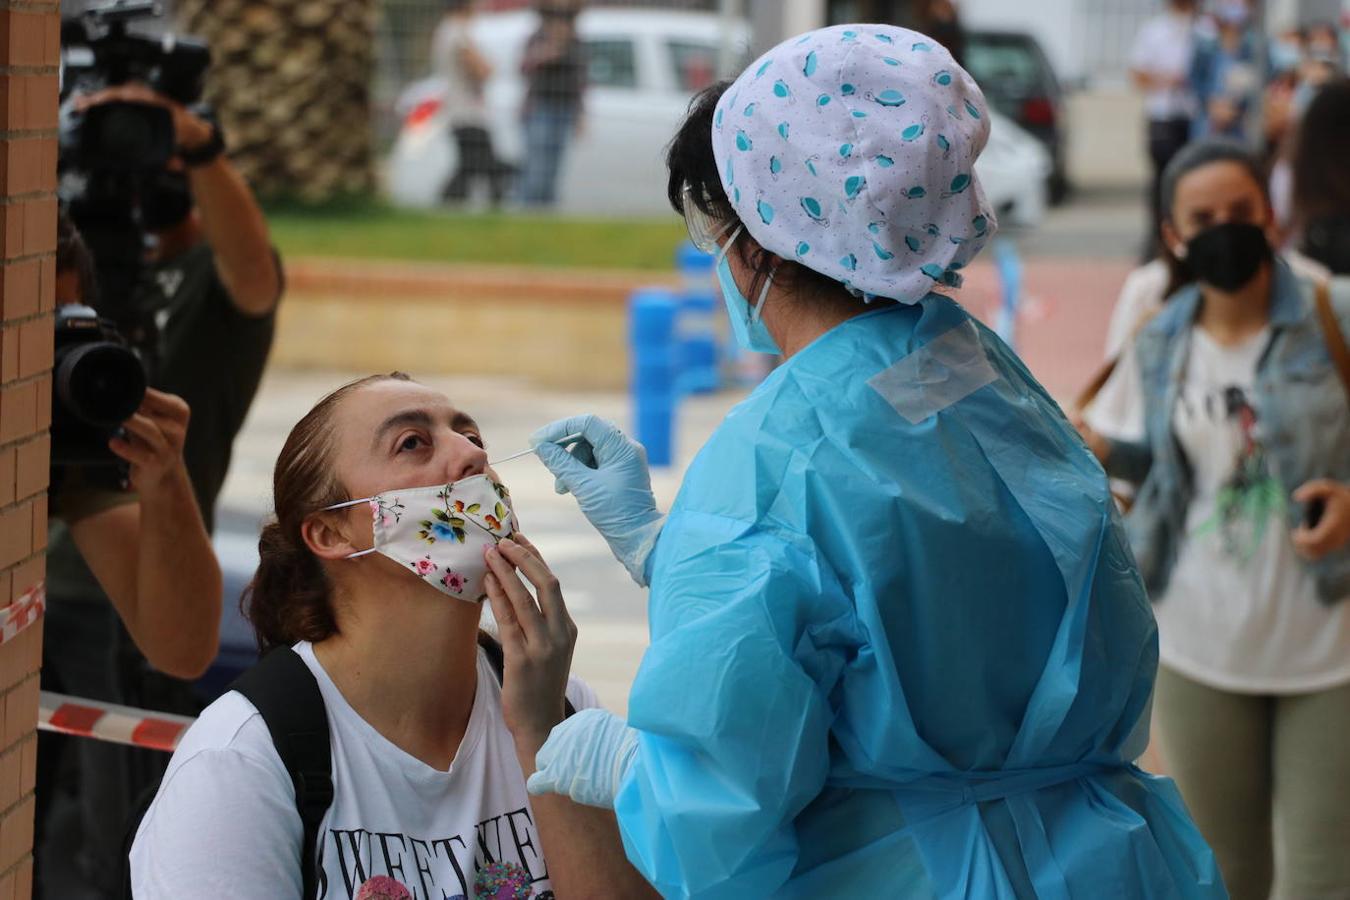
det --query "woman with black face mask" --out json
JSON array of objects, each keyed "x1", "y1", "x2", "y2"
[{"x1": 1078, "y1": 139, "x2": 1350, "y2": 900}]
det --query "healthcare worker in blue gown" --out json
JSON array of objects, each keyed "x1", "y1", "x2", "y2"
[{"x1": 527, "y1": 25, "x2": 1226, "y2": 899}]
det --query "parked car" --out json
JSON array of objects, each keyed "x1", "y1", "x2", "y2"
[
  {"x1": 387, "y1": 8, "x2": 1050, "y2": 227},
  {"x1": 964, "y1": 28, "x2": 1071, "y2": 205}
]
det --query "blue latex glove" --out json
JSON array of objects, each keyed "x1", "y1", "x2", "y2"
[
  {"x1": 526, "y1": 708, "x2": 639, "y2": 809},
  {"x1": 531, "y1": 415, "x2": 665, "y2": 586}
]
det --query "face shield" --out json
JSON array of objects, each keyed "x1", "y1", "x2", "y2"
[{"x1": 682, "y1": 184, "x2": 734, "y2": 253}]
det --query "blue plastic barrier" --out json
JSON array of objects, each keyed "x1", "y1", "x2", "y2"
[
  {"x1": 993, "y1": 237, "x2": 1023, "y2": 351},
  {"x1": 679, "y1": 292, "x2": 720, "y2": 394},
  {"x1": 676, "y1": 242, "x2": 721, "y2": 395},
  {"x1": 630, "y1": 288, "x2": 680, "y2": 467}
]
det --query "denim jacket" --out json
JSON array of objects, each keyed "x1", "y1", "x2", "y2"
[{"x1": 1105, "y1": 260, "x2": 1350, "y2": 604}]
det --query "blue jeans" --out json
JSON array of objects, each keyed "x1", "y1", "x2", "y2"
[{"x1": 520, "y1": 102, "x2": 578, "y2": 208}]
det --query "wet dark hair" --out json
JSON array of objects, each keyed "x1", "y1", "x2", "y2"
[
  {"x1": 56, "y1": 209, "x2": 98, "y2": 306},
  {"x1": 666, "y1": 82, "x2": 849, "y2": 308},
  {"x1": 1159, "y1": 138, "x2": 1269, "y2": 225},
  {"x1": 1292, "y1": 79, "x2": 1350, "y2": 232},
  {"x1": 244, "y1": 372, "x2": 412, "y2": 652}
]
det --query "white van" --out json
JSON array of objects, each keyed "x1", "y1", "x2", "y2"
[{"x1": 387, "y1": 7, "x2": 1048, "y2": 225}]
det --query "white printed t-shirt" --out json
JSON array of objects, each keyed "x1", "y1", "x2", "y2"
[
  {"x1": 130, "y1": 641, "x2": 599, "y2": 900},
  {"x1": 1154, "y1": 328, "x2": 1350, "y2": 693}
]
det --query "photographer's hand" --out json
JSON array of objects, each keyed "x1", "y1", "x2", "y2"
[
  {"x1": 109, "y1": 388, "x2": 191, "y2": 494},
  {"x1": 76, "y1": 84, "x2": 214, "y2": 153},
  {"x1": 71, "y1": 388, "x2": 222, "y2": 679},
  {"x1": 76, "y1": 84, "x2": 281, "y2": 317}
]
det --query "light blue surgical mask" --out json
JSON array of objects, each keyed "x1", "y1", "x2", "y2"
[
  {"x1": 1271, "y1": 39, "x2": 1303, "y2": 74},
  {"x1": 715, "y1": 225, "x2": 781, "y2": 355}
]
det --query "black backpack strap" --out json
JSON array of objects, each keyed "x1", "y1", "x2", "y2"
[
  {"x1": 476, "y1": 631, "x2": 576, "y2": 718},
  {"x1": 231, "y1": 647, "x2": 333, "y2": 900}
]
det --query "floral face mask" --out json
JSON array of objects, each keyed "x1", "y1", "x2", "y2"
[{"x1": 324, "y1": 474, "x2": 516, "y2": 604}]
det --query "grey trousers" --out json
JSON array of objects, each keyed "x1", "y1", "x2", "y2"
[{"x1": 1154, "y1": 666, "x2": 1350, "y2": 900}]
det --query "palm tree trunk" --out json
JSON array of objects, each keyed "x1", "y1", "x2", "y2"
[{"x1": 174, "y1": 0, "x2": 379, "y2": 202}]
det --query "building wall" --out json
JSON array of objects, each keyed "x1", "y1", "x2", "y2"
[{"x1": 0, "y1": 1, "x2": 60, "y2": 896}]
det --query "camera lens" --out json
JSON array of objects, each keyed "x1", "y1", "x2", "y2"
[
  {"x1": 98, "y1": 105, "x2": 158, "y2": 162},
  {"x1": 79, "y1": 103, "x2": 175, "y2": 172},
  {"x1": 56, "y1": 342, "x2": 146, "y2": 428}
]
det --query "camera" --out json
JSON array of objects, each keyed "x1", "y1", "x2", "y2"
[
  {"x1": 60, "y1": 1, "x2": 211, "y2": 172},
  {"x1": 59, "y1": 0, "x2": 211, "y2": 337},
  {"x1": 51, "y1": 304, "x2": 147, "y2": 480}
]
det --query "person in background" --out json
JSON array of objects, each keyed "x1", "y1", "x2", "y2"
[
  {"x1": 1293, "y1": 78, "x2": 1350, "y2": 277},
  {"x1": 434, "y1": 0, "x2": 513, "y2": 207},
  {"x1": 37, "y1": 82, "x2": 283, "y2": 898},
  {"x1": 1269, "y1": 52, "x2": 1344, "y2": 238},
  {"x1": 35, "y1": 213, "x2": 223, "y2": 896},
  {"x1": 1087, "y1": 147, "x2": 1329, "y2": 459},
  {"x1": 1307, "y1": 21, "x2": 1346, "y2": 70},
  {"x1": 1078, "y1": 140, "x2": 1350, "y2": 900},
  {"x1": 909, "y1": 0, "x2": 966, "y2": 66},
  {"x1": 1131, "y1": 0, "x2": 1201, "y2": 259},
  {"x1": 1266, "y1": 28, "x2": 1308, "y2": 238},
  {"x1": 1190, "y1": 0, "x2": 1262, "y2": 141},
  {"x1": 519, "y1": 0, "x2": 586, "y2": 208},
  {"x1": 1288, "y1": 76, "x2": 1350, "y2": 567}
]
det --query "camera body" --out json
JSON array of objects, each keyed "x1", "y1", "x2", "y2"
[
  {"x1": 53, "y1": 1, "x2": 210, "y2": 477},
  {"x1": 60, "y1": 1, "x2": 211, "y2": 171},
  {"x1": 59, "y1": 0, "x2": 211, "y2": 332},
  {"x1": 51, "y1": 305, "x2": 147, "y2": 480}
]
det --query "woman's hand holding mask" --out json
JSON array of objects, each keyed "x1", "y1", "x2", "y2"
[
  {"x1": 532, "y1": 415, "x2": 665, "y2": 586},
  {"x1": 483, "y1": 535, "x2": 578, "y2": 752}
]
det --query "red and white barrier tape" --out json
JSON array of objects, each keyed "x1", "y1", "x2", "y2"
[
  {"x1": 39, "y1": 691, "x2": 196, "y2": 753},
  {"x1": 0, "y1": 582, "x2": 44, "y2": 647}
]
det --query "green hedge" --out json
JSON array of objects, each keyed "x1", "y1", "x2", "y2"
[{"x1": 266, "y1": 203, "x2": 688, "y2": 271}]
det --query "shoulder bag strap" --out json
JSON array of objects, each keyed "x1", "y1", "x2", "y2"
[
  {"x1": 1075, "y1": 306, "x2": 1165, "y2": 414},
  {"x1": 1314, "y1": 279, "x2": 1350, "y2": 405},
  {"x1": 231, "y1": 648, "x2": 333, "y2": 900},
  {"x1": 1074, "y1": 357, "x2": 1120, "y2": 414}
]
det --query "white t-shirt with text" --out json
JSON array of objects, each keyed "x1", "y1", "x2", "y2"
[
  {"x1": 1155, "y1": 328, "x2": 1350, "y2": 693},
  {"x1": 130, "y1": 642, "x2": 599, "y2": 900}
]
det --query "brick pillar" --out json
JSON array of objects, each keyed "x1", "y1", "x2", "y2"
[{"x1": 0, "y1": 2, "x2": 60, "y2": 897}]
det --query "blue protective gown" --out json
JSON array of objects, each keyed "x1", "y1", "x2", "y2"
[{"x1": 614, "y1": 296, "x2": 1225, "y2": 898}]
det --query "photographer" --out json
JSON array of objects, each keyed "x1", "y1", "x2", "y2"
[
  {"x1": 74, "y1": 81, "x2": 282, "y2": 514},
  {"x1": 37, "y1": 213, "x2": 224, "y2": 896},
  {"x1": 38, "y1": 84, "x2": 282, "y2": 895}
]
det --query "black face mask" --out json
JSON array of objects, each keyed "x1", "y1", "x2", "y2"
[
  {"x1": 140, "y1": 170, "x2": 194, "y2": 231},
  {"x1": 1182, "y1": 222, "x2": 1272, "y2": 292}
]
